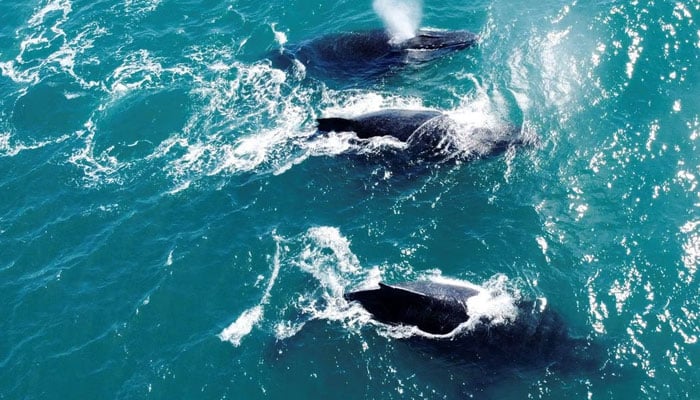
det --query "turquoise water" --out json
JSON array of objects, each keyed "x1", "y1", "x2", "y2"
[{"x1": 1, "y1": 0, "x2": 698, "y2": 398}]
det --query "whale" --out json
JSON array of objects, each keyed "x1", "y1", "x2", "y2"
[
  {"x1": 343, "y1": 281, "x2": 479, "y2": 335},
  {"x1": 317, "y1": 108, "x2": 521, "y2": 160},
  {"x1": 344, "y1": 280, "x2": 477, "y2": 335},
  {"x1": 345, "y1": 280, "x2": 602, "y2": 370},
  {"x1": 270, "y1": 28, "x2": 478, "y2": 84},
  {"x1": 318, "y1": 109, "x2": 446, "y2": 141}
]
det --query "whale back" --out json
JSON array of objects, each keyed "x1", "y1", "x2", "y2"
[
  {"x1": 401, "y1": 29, "x2": 478, "y2": 50},
  {"x1": 296, "y1": 30, "x2": 395, "y2": 65},
  {"x1": 271, "y1": 29, "x2": 478, "y2": 84},
  {"x1": 317, "y1": 109, "x2": 443, "y2": 141},
  {"x1": 344, "y1": 281, "x2": 478, "y2": 334}
]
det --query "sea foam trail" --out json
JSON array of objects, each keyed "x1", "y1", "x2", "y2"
[
  {"x1": 218, "y1": 227, "x2": 373, "y2": 345},
  {"x1": 373, "y1": 0, "x2": 423, "y2": 43},
  {"x1": 218, "y1": 234, "x2": 283, "y2": 346}
]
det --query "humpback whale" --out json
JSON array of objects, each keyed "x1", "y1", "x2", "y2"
[
  {"x1": 318, "y1": 109, "x2": 445, "y2": 142},
  {"x1": 317, "y1": 108, "x2": 521, "y2": 160},
  {"x1": 271, "y1": 29, "x2": 478, "y2": 83},
  {"x1": 345, "y1": 280, "x2": 476, "y2": 335},
  {"x1": 345, "y1": 280, "x2": 602, "y2": 370}
]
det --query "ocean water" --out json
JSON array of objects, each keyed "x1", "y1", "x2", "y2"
[{"x1": 1, "y1": 0, "x2": 698, "y2": 398}]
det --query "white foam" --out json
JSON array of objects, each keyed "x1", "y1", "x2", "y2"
[
  {"x1": 1, "y1": 0, "x2": 73, "y2": 85},
  {"x1": 271, "y1": 23, "x2": 287, "y2": 46},
  {"x1": 321, "y1": 91, "x2": 424, "y2": 116},
  {"x1": 0, "y1": 0, "x2": 110, "y2": 93},
  {"x1": 107, "y1": 49, "x2": 193, "y2": 95},
  {"x1": 218, "y1": 306, "x2": 263, "y2": 346},
  {"x1": 68, "y1": 118, "x2": 123, "y2": 186},
  {"x1": 0, "y1": 131, "x2": 71, "y2": 157},
  {"x1": 219, "y1": 233, "x2": 284, "y2": 346},
  {"x1": 124, "y1": 0, "x2": 162, "y2": 15},
  {"x1": 50, "y1": 23, "x2": 106, "y2": 89},
  {"x1": 296, "y1": 227, "x2": 363, "y2": 299},
  {"x1": 463, "y1": 275, "x2": 519, "y2": 329},
  {"x1": 255, "y1": 228, "x2": 377, "y2": 340},
  {"x1": 428, "y1": 275, "x2": 484, "y2": 293},
  {"x1": 373, "y1": 0, "x2": 423, "y2": 43},
  {"x1": 165, "y1": 249, "x2": 173, "y2": 267},
  {"x1": 0, "y1": 133, "x2": 9, "y2": 153},
  {"x1": 148, "y1": 57, "x2": 318, "y2": 189},
  {"x1": 274, "y1": 320, "x2": 305, "y2": 341},
  {"x1": 28, "y1": 0, "x2": 72, "y2": 28}
]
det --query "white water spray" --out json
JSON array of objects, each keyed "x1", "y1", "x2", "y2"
[
  {"x1": 218, "y1": 233, "x2": 284, "y2": 346},
  {"x1": 372, "y1": 0, "x2": 423, "y2": 43}
]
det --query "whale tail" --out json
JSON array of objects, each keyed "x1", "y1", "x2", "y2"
[{"x1": 316, "y1": 117, "x2": 356, "y2": 133}]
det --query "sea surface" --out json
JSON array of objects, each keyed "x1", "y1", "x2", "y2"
[{"x1": 1, "y1": 0, "x2": 698, "y2": 398}]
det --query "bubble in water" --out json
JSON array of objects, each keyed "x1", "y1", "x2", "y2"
[{"x1": 372, "y1": 0, "x2": 423, "y2": 43}]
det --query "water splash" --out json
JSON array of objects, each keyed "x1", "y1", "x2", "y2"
[
  {"x1": 218, "y1": 227, "x2": 370, "y2": 346},
  {"x1": 372, "y1": 0, "x2": 423, "y2": 43},
  {"x1": 218, "y1": 232, "x2": 284, "y2": 346}
]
